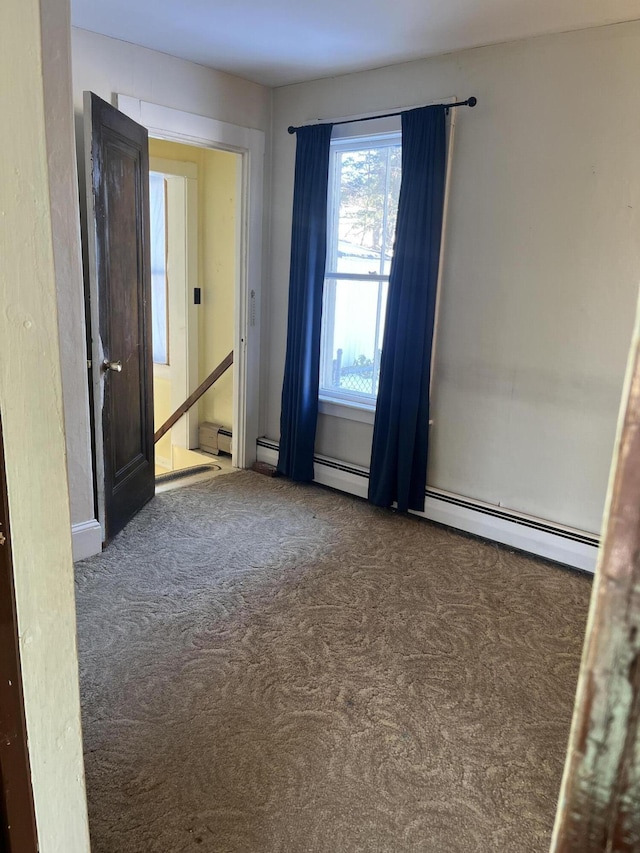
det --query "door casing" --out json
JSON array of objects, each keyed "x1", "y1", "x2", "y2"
[{"x1": 116, "y1": 95, "x2": 265, "y2": 472}]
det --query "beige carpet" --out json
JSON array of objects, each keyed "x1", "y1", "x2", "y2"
[{"x1": 76, "y1": 471, "x2": 592, "y2": 853}]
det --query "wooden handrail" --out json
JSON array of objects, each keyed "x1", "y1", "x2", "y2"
[{"x1": 154, "y1": 350, "x2": 233, "y2": 443}]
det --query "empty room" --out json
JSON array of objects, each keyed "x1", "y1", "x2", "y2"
[{"x1": 1, "y1": 1, "x2": 640, "y2": 852}]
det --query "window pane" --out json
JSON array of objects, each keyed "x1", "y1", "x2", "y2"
[
  {"x1": 320, "y1": 278, "x2": 387, "y2": 399},
  {"x1": 321, "y1": 134, "x2": 400, "y2": 407},
  {"x1": 333, "y1": 143, "x2": 401, "y2": 277},
  {"x1": 149, "y1": 172, "x2": 168, "y2": 365}
]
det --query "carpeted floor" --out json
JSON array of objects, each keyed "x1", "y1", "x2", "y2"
[{"x1": 75, "y1": 471, "x2": 592, "y2": 853}]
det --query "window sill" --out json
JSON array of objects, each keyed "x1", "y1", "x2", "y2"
[{"x1": 318, "y1": 397, "x2": 376, "y2": 425}]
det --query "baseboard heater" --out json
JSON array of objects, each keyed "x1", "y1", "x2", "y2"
[
  {"x1": 200, "y1": 423, "x2": 232, "y2": 456},
  {"x1": 256, "y1": 437, "x2": 599, "y2": 574}
]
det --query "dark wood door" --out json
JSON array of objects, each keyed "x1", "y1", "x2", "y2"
[
  {"x1": 0, "y1": 416, "x2": 38, "y2": 853},
  {"x1": 85, "y1": 92, "x2": 154, "y2": 541}
]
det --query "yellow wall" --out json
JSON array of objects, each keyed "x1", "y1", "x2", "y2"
[
  {"x1": 199, "y1": 148, "x2": 237, "y2": 429},
  {"x1": 153, "y1": 372, "x2": 172, "y2": 465},
  {"x1": 148, "y1": 138, "x2": 237, "y2": 440},
  {"x1": 0, "y1": 0, "x2": 91, "y2": 848}
]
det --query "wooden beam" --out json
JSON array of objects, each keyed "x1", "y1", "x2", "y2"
[
  {"x1": 154, "y1": 350, "x2": 233, "y2": 444},
  {"x1": 551, "y1": 300, "x2": 640, "y2": 852}
]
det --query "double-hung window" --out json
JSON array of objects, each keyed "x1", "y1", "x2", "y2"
[{"x1": 319, "y1": 125, "x2": 401, "y2": 416}]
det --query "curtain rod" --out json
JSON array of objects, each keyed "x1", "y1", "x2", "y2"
[{"x1": 287, "y1": 97, "x2": 477, "y2": 134}]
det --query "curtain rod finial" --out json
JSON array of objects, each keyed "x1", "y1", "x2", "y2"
[
  {"x1": 288, "y1": 126, "x2": 297, "y2": 134},
  {"x1": 468, "y1": 96, "x2": 478, "y2": 107}
]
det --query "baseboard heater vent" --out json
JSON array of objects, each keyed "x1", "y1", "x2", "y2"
[
  {"x1": 256, "y1": 437, "x2": 599, "y2": 573},
  {"x1": 156, "y1": 464, "x2": 221, "y2": 484}
]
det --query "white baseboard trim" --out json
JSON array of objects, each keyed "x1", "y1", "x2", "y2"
[
  {"x1": 256, "y1": 439, "x2": 599, "y2": 574},
  {"x1": 71, "y1": 519, "x2": 102, "y2": 562}
]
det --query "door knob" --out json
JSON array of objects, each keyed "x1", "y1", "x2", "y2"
[{"x1": 103, "y1": 359, "x2": 122, "y2": 373}]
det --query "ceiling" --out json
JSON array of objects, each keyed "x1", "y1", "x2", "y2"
[{"x1": 71, "y1": 0, "x2": 640, "y2": 87}]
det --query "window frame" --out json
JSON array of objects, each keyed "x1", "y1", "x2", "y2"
[
  {"x1": 319, "y1": 126, "x2": 402, "y2": 420},
  {"x1": 149, "y1": 170, "x2": 170, "y2": 368}
]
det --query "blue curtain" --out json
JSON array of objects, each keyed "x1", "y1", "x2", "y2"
[
  {"x1": 368, "y1": 105, "x2": 447, "y2": 512},
  {"x1": 277, "y1": 123, "x2": 333, "y2": 481}
]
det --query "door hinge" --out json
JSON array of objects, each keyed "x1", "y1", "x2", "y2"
[{"x1": 194, "y1": 287, "x2": 201, "y2": 305}]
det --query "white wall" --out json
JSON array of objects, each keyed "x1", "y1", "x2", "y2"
[
  {"x1": 266, "y1": 21, "x2": 640, "y2": 535},
  {"x1": 0, "y1": 0, "x2": 91, "y2": 848},
  {"x1": 71, "y1": 27, "x2": 271, "y2": 132},
  {"x1": 43, "y1": 0, "x2": 98, "y2": 563}
]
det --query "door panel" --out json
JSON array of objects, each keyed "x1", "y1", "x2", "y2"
[{"x1": 85, "y1": 92, "x2": 154, "y2": 541}]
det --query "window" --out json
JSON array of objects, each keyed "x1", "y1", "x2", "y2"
[
  {"x1": 149, "y1": 172, "x2": 169, "y2": 365},
  {"x1": 319, "y1": 130, "x2": 401, "y2": 413}
]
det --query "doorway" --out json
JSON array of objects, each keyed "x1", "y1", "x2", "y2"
[
  {"x1": 115, "y1": 95, "x2": 265, "y2": 474},
  {"x1": 84, "y1": 94, "x2": 265, "y2": 539},
  {"x1": 148, "y1": 138, "x2": 240, "y2": 482}
]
